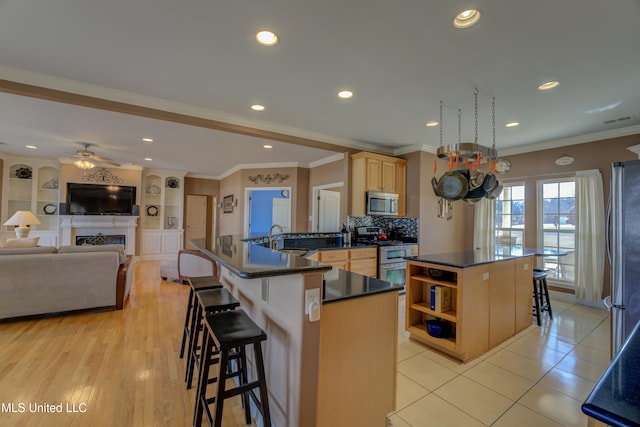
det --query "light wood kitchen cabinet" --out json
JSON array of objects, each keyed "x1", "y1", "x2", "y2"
[
  {"x1": 307, "y1": 247, "x2": 377, "y2": 277},
  {"x1": 396, "y1": 162, "x2": 407, "y2": 217},
  {"x1": 351, "y1": 152, "x2": 407, "y2": 216},
  {"x1": 347, "y1": 247, "x2": 377, "y2": 276}
]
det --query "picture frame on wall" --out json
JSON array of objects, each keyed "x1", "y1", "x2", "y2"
[{"x1": 223, "y1": 194, "x2": 234, "y2": 213}]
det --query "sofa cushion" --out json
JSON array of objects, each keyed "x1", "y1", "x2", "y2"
[
  {"x1": 57, "y1": 244, "x2": 125, "y2": 264},
  {"x1": 5, "y1": 237, "x2": 40, "y2": 248},
  {"x1": 0, "y1": 246, "x2": 58, "y2": 255}
]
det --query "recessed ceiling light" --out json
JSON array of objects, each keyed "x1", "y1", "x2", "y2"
[
  {"x1": 538, "y1": 81, "x2": 559, "y2": 91},
  {"x1": 453, "y1": 9, "x2": 481, "y2": 28},
  {"x1": 426, "y1": 121, "x2": 439, "y2": 127},
  {"x1": 144, "y1": 157, "x2": 153, "y2": 161},
  {"x1": 338, "y1": 90, "x2": 354, "y2": 99},
  {"x1": 142, "y1": 138, "x2": 154, "y2": 142},
  {"x1": 263, "y1": 144, "x2": 273, "y2": 150},
  {"x1": 251, "y1": 104, "x2": 265, "y2": 111},
  {"x1": 256, "y1": 30, "x2": 279, "y2": 46},
  {"x1": 25, "y1": 145, "x2": 37, "y2": 149},
  {"x1": 505, "y1": 122, "x2": 520, "y2": 128}
]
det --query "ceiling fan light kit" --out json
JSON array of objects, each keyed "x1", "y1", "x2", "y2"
[
  {"x1": 71, "y1": 142, "x2": 121, "y2": 169},
  {"x1": 74, "y1": 158, "x2": 95, "y2": 169}
]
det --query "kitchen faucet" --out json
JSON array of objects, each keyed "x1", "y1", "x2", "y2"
[{"x1": 268, "y1": 224, "x2": 285, "y2": 249}]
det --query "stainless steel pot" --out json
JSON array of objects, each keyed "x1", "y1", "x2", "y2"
[{"x1": 437, "y1": 170, "x2": 468, "y2": 200}]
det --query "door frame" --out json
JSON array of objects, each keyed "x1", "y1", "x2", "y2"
[
  {"x1": 243, "y1": 186, "x2": 292, "y2": 238},
  {"x1": 311, "y1": 181, "x2": 344, "y2": 232}
]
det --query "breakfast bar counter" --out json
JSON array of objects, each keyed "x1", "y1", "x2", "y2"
[
  {"x1": 190, "y1": 236, "x2": 400, "y2": 427},
  {"x1": 405, "y1": 250, "x2": 534, "y2": 362}
]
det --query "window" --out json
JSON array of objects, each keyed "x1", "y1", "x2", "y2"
[
  {"x1": 495, "y1": 183, "x2": 525, "y2": 247},
  {"x1": 539, "y1": 179, "x2": 575, "y2": 285}
]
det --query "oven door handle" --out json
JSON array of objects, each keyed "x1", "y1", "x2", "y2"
[{"x1": 379, "y1": 262, "x2": 407, "y2": 270}]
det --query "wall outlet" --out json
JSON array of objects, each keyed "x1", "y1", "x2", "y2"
[{"x1": 305, "y1": 288, "x2": 320, "y2": 315}]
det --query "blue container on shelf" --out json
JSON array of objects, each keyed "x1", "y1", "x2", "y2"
[{"x1": 425, "y1": 319, "x2": 452, "y2": 338}]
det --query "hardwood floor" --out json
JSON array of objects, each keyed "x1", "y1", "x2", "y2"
[{"x1": 0, "y1": 261, "x2": 254, "y2": 427}]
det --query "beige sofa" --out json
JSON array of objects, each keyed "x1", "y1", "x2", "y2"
[{"x1": 0, "y1": 244, "x2": 134, "y2": 320}]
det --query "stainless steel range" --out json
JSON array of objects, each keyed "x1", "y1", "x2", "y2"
[{"x1": 354, "y1": 226, "x2": 413, "y2": 289}]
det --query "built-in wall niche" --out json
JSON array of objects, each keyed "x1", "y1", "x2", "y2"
[
  {"x1": 3, "y1": 159, "x2": 60, "y2": 232},
  {"x1": 164, "y1": 177, "x2": 180, "y2": 229},
  {"x1": 140, "y1": 169, "x2": 186, "y2": 260}
]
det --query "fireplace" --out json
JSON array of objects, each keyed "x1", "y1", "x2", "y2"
[
  {"x1": 60, "y1": 215, "x2": 138, "y2": 255},
  {"x1": 76, "y1": 234, "x2": 126, "y2": 246}
]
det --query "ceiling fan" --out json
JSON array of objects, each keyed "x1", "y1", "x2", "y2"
[{"x1": 70, "y1": 142, "x2": 121, "y2": 169}]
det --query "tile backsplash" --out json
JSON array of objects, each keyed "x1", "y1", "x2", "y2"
[{"x1": 347, "y1": 216, "x2": 418, "y2": 238}]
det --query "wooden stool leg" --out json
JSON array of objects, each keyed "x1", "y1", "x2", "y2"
[
  {"x1": 186, "y1": 302, "x2": 202, "y2": 388},
  {"x1": 213, "y1": 347, "x2": 230, "y2": 427},
  {"x1": 237, "y1": 346, "x2": 251, "y2": 425},
  {"x1": 542, "y1": 277, "x2": 553, "y2": 319},
  {"x1": 193, "y1": 330, "x2": 213, "y2": 427},
  {"x1": 253, "y1": 342, "x2": 271, "y2": 427},
  {"x1": 532, "y1": 279, "x2": 541, "y2": 326},
  {"x1": 180, "y1": 288, "x2": 195, "y2": 358}
]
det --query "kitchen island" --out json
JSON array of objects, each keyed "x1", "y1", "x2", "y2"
[
  {"x1": 190, "y1": 236, "x2": 402, "y2": 427},
  {"x1": 405, "y1": 249, "x2": 534, "y2": 362}
]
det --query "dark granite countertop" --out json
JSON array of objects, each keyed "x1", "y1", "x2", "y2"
[
  {"x1": 190, "y1": 236, "x2": 401, "y2": 303},
  {"x1": 322, "y1": 267, "x2": 403, "y2": 304},
  {"x1": 190, "y1": 236, "x2": 332, "y2": 279},
  {"x1": 582, "y1": 321, "x2": 640, "y2": 426},
  {"x1": 406, "y1": 247, "x2": 546, "y2": 268}
]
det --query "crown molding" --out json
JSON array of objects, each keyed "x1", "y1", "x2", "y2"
[
  {"x1": 309, "y1": 153, "x2": 345, "y2": 168},
  {"x1": 393, "y1": 144, "x2": 438, "y2": 156},
  {"x1": 498, "y1": 125, "x2": 640, "y2": 156}
]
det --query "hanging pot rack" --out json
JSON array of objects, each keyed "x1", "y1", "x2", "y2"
[{"x1": 436, "y1": 88, "x2": 497, "y2": 164}]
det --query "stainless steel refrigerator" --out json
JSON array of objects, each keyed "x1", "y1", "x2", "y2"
[{"x1": 607, "y1": 159, "x2": 640, "y2": 354}]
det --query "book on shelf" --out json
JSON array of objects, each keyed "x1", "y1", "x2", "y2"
[{"x1": 430, "y1": 285, "x2": 451, "y2": 312}]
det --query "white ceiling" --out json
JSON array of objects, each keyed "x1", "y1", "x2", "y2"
[{"x1": 1, "y1": 0, "x2": 640, "y2": 176}]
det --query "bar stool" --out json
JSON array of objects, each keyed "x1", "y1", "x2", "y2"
[
  {"x1": 532, "y1": 269, "x2": 553, "y2": 326},
  {"x1": 185, "y1": 288, "x2": 240, "y2": 389},
  {"x1": 179, "y1": 276, "x2": 223, "y2": 359},
  {"x1": 194, "y1": 309, "x2": 271, "y2": 427}
]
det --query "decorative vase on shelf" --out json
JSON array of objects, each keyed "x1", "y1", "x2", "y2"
[{"x1": 167, "y1": 217, "x2": 177, "y2": 229}]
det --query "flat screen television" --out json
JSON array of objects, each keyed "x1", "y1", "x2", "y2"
[{"x1": 67, "y1": 183, "x2": 136, "y2": 215}]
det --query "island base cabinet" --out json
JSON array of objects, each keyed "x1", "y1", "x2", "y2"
[
  {"x1": 515, "y1": 257, "x2": 534, "y2": 331},
  {"x1": 406, "y1": 257, "x2": 532, "y2": 362},
  {"x1": 318, "y1": 291, "x2": 398, "y2": 427},
  {"x1": 489, "y1": 261, "x2": 516, "y2": 348}
]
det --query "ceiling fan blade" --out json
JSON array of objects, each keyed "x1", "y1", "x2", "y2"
[{"x1": 89, "y1": 154, "x2": 121, "y2": 167}]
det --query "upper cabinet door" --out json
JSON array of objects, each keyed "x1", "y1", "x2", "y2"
[
  {"x1": 381, "y1": 161, "x2": 397, "y2": 193},
  {"x1": 365, "y1": 157, "x2": 382, "y2": 191}
]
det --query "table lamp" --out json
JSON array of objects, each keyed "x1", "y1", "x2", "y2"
[{"x1": 3, "y1": 211, "x2": 41, "y2": 238}]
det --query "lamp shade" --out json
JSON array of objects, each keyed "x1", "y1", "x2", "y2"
[{"x1": 4, "y1": 211, "x2": 41, "y2": 238}]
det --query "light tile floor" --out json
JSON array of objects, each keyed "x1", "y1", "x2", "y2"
[{"x1": 389, "y1": 298, "x2": 611, "y2": 427}]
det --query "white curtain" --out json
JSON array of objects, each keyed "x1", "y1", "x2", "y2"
[
  {"x1": 473, "y1": 197, "x2": 496, "y2": 250},
  {"x1": 574, "y1": 169, "x2": 605, "y2": 303}
]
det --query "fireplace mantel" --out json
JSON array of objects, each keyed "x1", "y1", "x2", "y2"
[{"x1": 60, "y1": 215, "x2": 139, "y2": 255}]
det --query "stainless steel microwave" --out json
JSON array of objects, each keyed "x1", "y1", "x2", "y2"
[{"x1": 366, "y1": 191, "x2": 399, "y2": 216}]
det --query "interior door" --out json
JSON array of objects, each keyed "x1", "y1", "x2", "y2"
[
  {"x1": 272, "y1": 198, "x2": 291, "y2": 232},
  {"x1": 185, "y1": 194, "x2": 207, "y2": 249},
  {"x1": 318, "y1": 189, "x2": 340, "y2": 232}
]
